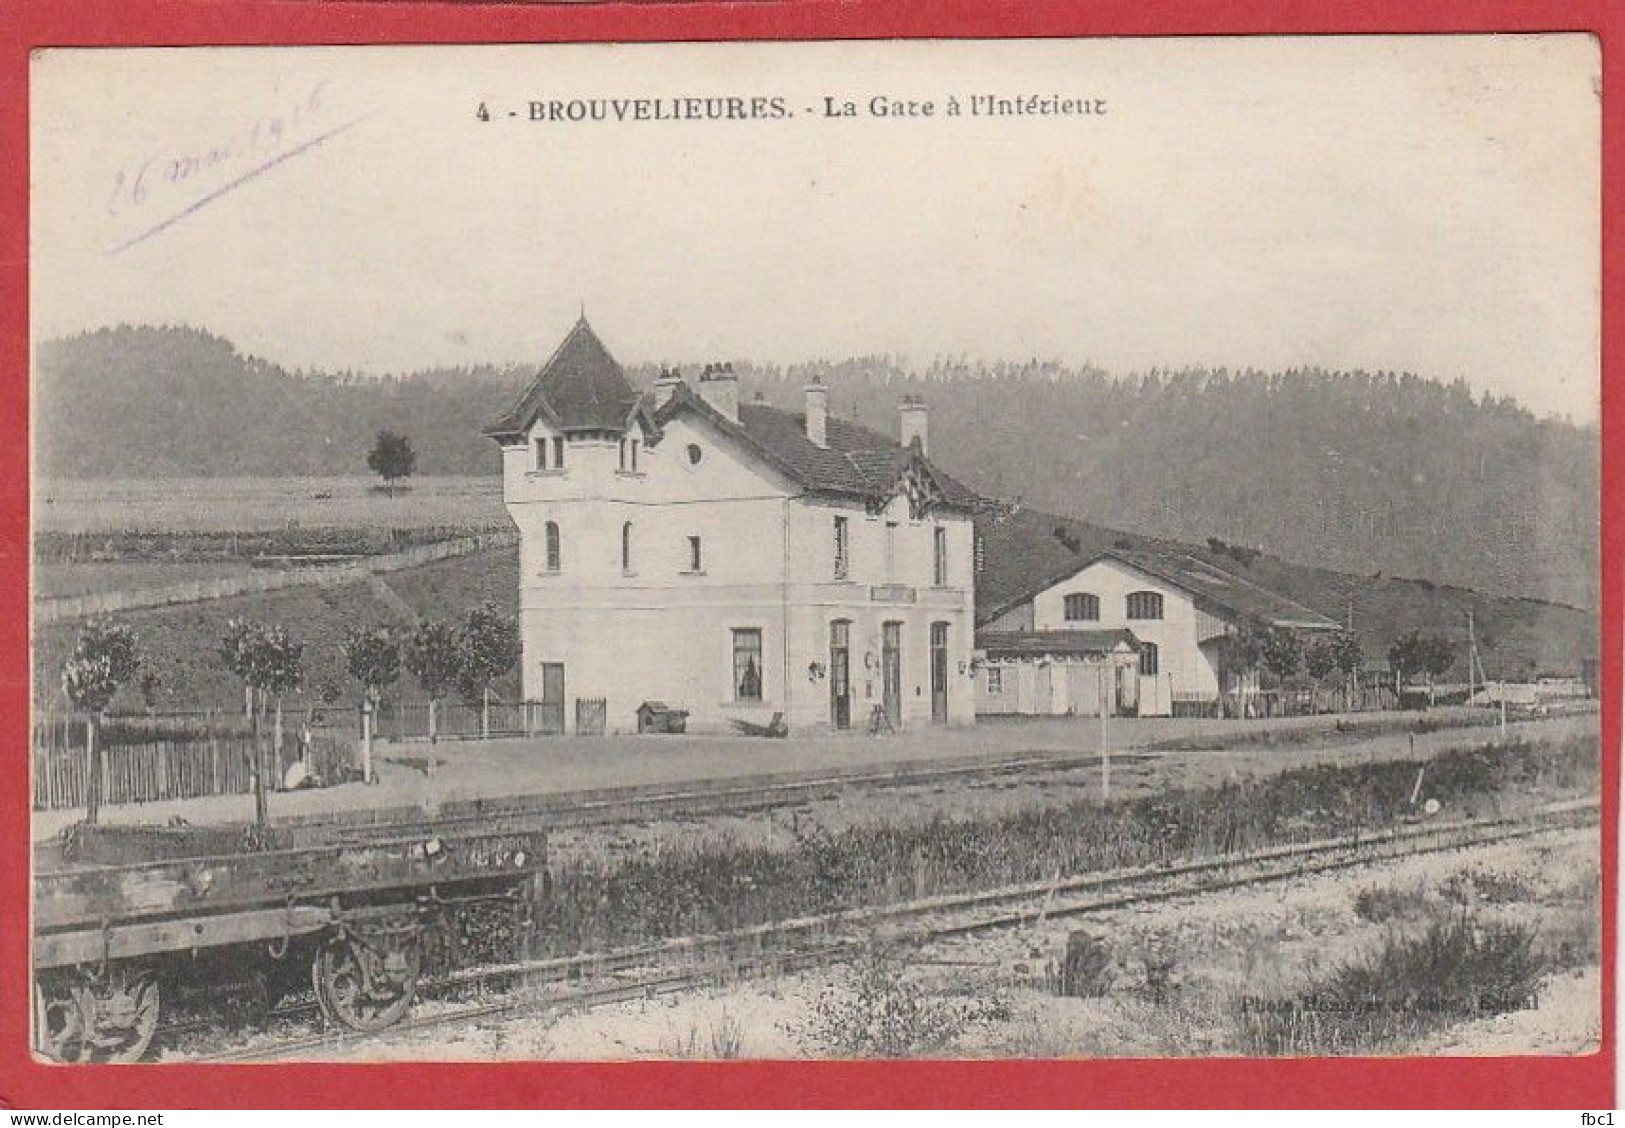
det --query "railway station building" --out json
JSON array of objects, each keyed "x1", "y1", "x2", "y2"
[{"x1": 486, "y1": 317, "x2": 979, "y2": 736}]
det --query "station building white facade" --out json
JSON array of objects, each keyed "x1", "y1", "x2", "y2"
[{"x1": 486, "y1": 318, "x2": 979, "y2": 735}]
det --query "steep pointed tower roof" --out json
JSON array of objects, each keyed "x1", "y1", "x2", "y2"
[{"x1": 485, "y1": 317, "x2": 646, "y2": 439}]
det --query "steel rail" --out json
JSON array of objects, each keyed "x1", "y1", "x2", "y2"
[{"x1": 196, "y1": 797, "x2": 1597, "y2": 1063}]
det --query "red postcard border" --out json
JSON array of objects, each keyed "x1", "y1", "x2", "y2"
[{"x1": 0, "y1": 0, "x2": 1616, "y2": 1110}]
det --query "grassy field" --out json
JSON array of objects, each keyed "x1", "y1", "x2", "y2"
[
  {"x1": 33, "y1": 560, "x2": 264, "y2": 599},
  {"x1": 35, "y1": 476, "x2": 507, "y2": 534},
  {"x1": 33, "y1": 548, "x2": 523, "y2": 716}
]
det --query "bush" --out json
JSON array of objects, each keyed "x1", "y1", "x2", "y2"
[
  {"x1": 792, "y1": 944, "x2": 1008, "y2": 1058},
  {"x1": 1352, "y1": 883, "x2": 1432, "y2": 924},
  {"x1": 533, "y1": 735, "x2": 1597, "y2": 959},
  {"x1": 1237, "y1": 915, "x2": 1546, "y2": 1055}
]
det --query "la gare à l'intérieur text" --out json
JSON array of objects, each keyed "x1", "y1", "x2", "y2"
[{"x1": 501, "y1": 94, "x2": 1108, "y2": 124}]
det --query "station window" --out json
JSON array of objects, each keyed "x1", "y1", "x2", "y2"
[
  {"x1": 1064, "y1": 593, "x2": 1100, "y2": 622},
  {"x1": 1139, "y1": 641, "x2": 1160, "y2": 677},
  {"x1": 733, "y1": 628, "x2": 763, "y2": 702},
  {"x1": 1126, "y1": 591, "x2": 1164, "y2": 620},
  {"x1": 544, "y1": 521, "x2": 561, "y2": 572}
]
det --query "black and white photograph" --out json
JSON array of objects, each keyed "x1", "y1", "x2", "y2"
[{"x1": 28, "y1": 36, "x2": 1602, "y2": 1063}]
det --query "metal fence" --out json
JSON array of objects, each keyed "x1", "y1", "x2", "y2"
[
  {"x1": 1171, "y1": 683, "x2": 1401, "y2": 720},
  {"x1": 373, "y1": 699, "x2": 566, "y2": 742},
  {"x1": 371, "y1": 697, "x2": 611, "y2": 741}
]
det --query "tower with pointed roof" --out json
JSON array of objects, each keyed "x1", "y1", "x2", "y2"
[{"x1": 487, "y1": 318, "x2": 977, "y2": 735}]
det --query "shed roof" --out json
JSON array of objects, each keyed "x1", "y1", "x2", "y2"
[{"x1": 976, "y1": 628, "x2": 1141, "y2": 658}]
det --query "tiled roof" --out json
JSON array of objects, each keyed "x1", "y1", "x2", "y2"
[
  {"x1": 485, "y1": 318, "x2": 647, "y2": 438},
  {"x1": 976, "y1": 629, "x2": 1141, "y2": 658},
  {"x1": 974, "y1": 512, "x2": 1338, "y2": 631},
  {"x1": 1103, "y1": 549, "x2": 1339, "y2": 630},
  {"x1": 654, "y1": 384, "x2": 978, "y2": 511}
]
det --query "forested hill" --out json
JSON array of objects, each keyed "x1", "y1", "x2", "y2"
[{"x1": 36, "y1": 325, "x2": 1599, "y2": 608}]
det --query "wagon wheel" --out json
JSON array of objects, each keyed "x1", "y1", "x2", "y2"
[
  {"x1": 33, "y1": 967, "x2": 161, "y2": 1063},
  {"x1": 312, "y1": 932, "x2": 421, "y2": 1032}
]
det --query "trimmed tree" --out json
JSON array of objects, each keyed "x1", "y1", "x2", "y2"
[
  {"x1": 60, "y1": 620, "x2": 142, "y2": 824},
  {"x1": 1260, "y1": 627, "x2": 1303, "y2": 688},
  {"x1": 1389, "y1": 629, "x2": 1457, "y2": 706},
  {"x1": 221, "y1": 619, "x2": 305, "y2": 827},
  {"x1": 455, "y1": 603, "x2": 521, "y2": 739},
  {"x1": 405, "y1": 620, "x2": 462, "y2": 744},
  {"x1": 1217, "y1": 618, "x2": 1269, "y2": 717},
  {"x1": 342, "y1": 625, "x2": 401, "y2": 782},
  {"x1": 367, "y1": 430, "x2": 417, "y2": 497},
  {"x1": 1305, "y1": 629, "x2": 1364, "y2": 711}
]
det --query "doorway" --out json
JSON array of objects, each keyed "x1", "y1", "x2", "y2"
[
  {"x1": 930, "y1": 621, "x2": 949, "y2": 724},
  {"x1": 830, "y1": 620, "x2": 852, "y2": 730},
  {"x1": 539, "y1": 662, "x2": 566, "y2": 734},
  {"x1": 882, "y1": 621, "x2": 903, "y2": 730}
]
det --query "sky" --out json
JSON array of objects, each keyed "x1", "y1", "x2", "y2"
[{"x1": 31, "y1": 36, "x2": 1601, "y2": 422}]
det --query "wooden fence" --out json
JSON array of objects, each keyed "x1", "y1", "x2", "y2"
[{"x1": 33, "y1": 728, "x2": 354, "y2": 811}]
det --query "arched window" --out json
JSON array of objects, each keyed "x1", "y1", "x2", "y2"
[
  {"x1": 1126, "y1": 591, "x2": 1164, "y2": 620},
  {"x1": 621, "y1": 521, "x2": 633, "y2": 573},
  {"x1": 544, "y1": 521, "x2": 561, "y2": 573},
  {"x1": 1139, "y1": 641, "x2": 1160, "y2": 677},
  {"x1": 1063, "y1": 593, "x2": 1100, "y2": 621}
]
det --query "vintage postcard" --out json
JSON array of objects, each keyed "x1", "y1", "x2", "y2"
[{"x1": 19, "y1": 29, "x2": 1609, "y2": 1088}]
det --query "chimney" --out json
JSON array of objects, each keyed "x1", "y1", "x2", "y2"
[
  {"x1": 698, "y1": 361, "x2": 739, "y2": 422},
  {"x1": 804, "y1": 379, "x2": 829, "y2": 448},
  {"x1": 899, "y1": 395, "x2": 929, "y2": 457},
  {"x1": 653, "y1": 366, "x2": 684, "y2": 407}
]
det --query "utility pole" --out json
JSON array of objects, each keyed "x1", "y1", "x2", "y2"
[
  {"x1": 1466, "y1": 610, "x2": 1478, "y2": 704},
  {"x1": 1099, "y1": 663, "x2": 1111, "y2": 802}
]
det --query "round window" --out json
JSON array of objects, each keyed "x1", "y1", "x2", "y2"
[{"x1": 686, "y1": 443, "x2": 703, "y2": 466}]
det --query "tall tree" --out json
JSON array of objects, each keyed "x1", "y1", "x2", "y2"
[
  {"x1": 60, "y1": 620, "x2": 142, "y2": 824},
  {"x1": 366, "y1": 429, "x2": 417, "y2": 497}
]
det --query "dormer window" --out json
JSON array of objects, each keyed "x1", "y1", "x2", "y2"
[
  {"x1": 534, "y1": 438, "x2": 547, "y2": 471},
  {"x1": 619, "y1": 438, "x2": 641, "y2": 473},
  {"x1": 552, "y1": 437, "x2": 566, "y2": 470}
]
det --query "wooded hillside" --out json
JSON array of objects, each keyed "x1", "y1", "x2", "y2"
[{"x1": 36, "y1": 325, "x2": 1599, "y2": 608}]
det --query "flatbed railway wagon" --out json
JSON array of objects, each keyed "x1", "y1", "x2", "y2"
[{"x1": 32, "y1": 818, "x2": 548, "y2": 1062}]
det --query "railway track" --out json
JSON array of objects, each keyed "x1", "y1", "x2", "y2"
[
  {"x1": 271, "y1": 746, "x2": 1161, "y2": 840},
  {"x1": 194, "y1": 796, "x2": 1598, "y2": 1063}
]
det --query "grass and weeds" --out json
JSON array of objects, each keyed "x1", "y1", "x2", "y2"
[
  {"x1": 790, "y1": 944, "x2": 1010, "y2": 1058},
  {"x1": 1235, "y1": 914, "x2": 1546, "y2": 1055},
  {"x1": 534, "y1": 734, "x2": 1596, "y2": 957}
]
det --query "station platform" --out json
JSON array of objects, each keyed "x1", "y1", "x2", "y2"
[{"x1": 30, "y1": 708, "x2": 1596, "y2": 842}]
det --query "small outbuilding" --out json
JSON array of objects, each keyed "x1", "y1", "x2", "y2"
[{"x1": 975, "y1": 629, "x2": 1142, "y2": 717}]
